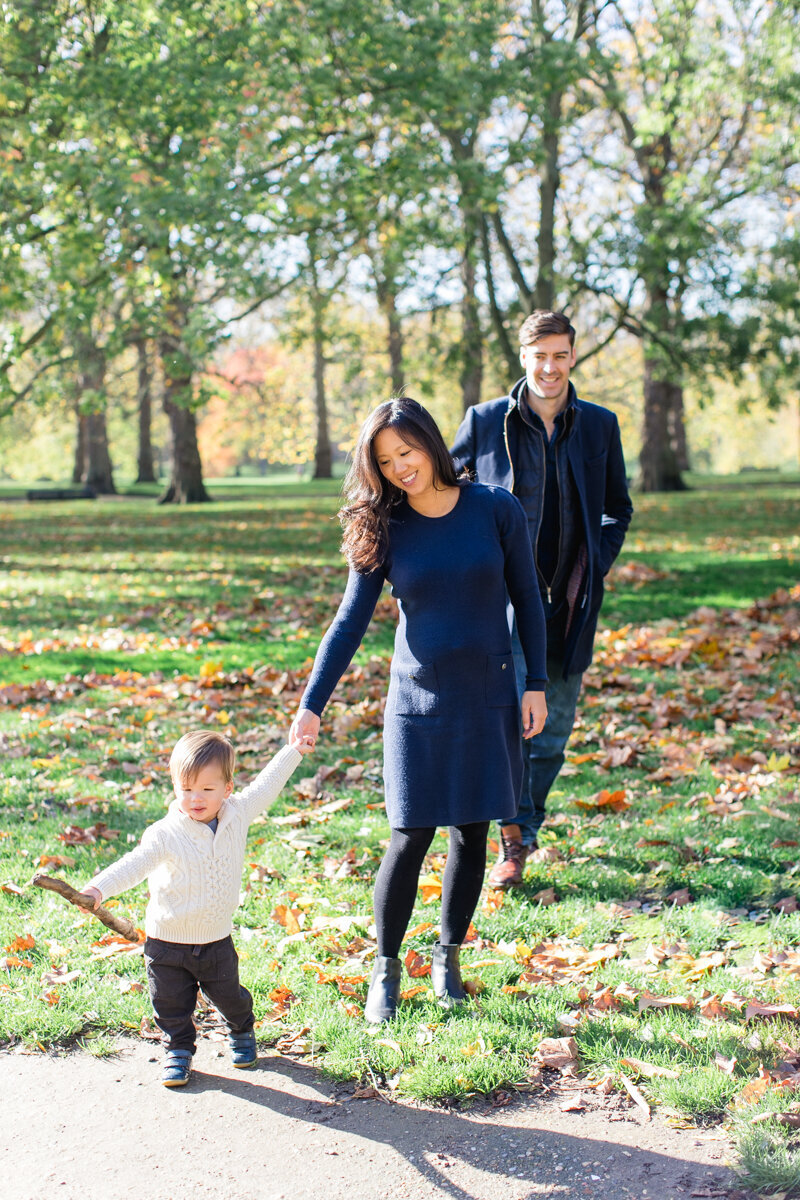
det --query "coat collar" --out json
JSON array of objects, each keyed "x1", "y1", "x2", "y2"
[{"x1": 507, "y1": 377, "x2": 579, "y2": 422}]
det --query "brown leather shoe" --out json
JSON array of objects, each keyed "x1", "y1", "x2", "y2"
[{"x1": 488, "y1": 823, "x2": 532, "y2": 890}]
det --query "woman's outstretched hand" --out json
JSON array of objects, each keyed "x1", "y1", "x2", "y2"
[
  {"x1": 290, "y1": 708, "x2": 321, "y2": 755},
  {"x1": 521, "y1": 690, "x2": 547, "y2": 739}
]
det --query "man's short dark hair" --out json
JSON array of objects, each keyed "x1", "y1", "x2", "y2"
[{"x1": 519, "y1": 311, "x2": 576, "y2": 348}]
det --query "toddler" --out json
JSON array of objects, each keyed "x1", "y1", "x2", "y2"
[{"x1": 81, "y1": 727, "x2": 313, "y2": 1086}]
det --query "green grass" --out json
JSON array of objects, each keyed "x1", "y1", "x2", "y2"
[{"x1": 1, "y1": 471, "x2": 799, "y2": 1193}]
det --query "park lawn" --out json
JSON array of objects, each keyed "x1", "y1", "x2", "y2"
[{"x1": 0, "y1": 474, "x2": 799, "y2": 1194}]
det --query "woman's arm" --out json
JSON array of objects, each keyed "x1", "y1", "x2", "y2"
[
  {"x1": 295, "y1": 564, "x2": 387, "y2": 724},
  {"x1": 500, "y1": 494, "x2": 547, "y2": 690}
]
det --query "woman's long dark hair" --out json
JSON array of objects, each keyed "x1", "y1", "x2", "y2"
[{"x1": 340, "y1": 397, "x2": 464, "y2": 573}]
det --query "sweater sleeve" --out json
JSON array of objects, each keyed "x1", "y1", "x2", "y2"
[
  {"x1": 235, "y1": 744, "x2": 303, "y2": 824},
  {"x1": 87, "y1": 824, "x2": 167, "y2": 903},
  {"x1": 300, "y1": 564, "x2": 386, "y2": 716},
  {"x1": 498, "y1": 490, "x2": 547, "y2": 690}
]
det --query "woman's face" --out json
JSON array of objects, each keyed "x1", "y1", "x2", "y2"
[{"x1": 373, "y1": 427, "x2": 436, "y2": 501}]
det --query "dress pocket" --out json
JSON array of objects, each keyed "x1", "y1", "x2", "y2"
[
  {"x1": 485, "y1": 652, "x2": 517, "y2": 707},
  {"x1": 393, "y1": 661, "x2": 440, "y2": 715}
]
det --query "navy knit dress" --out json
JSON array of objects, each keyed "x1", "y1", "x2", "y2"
[{"x1": 301, "y1": 482, "x2": 547, "y2": 829}]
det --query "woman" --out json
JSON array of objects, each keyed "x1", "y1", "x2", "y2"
[{"x1": 291, "y1": 398, "x2": 547, "y2": 1022}]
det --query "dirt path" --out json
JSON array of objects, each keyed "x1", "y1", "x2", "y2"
[{"x1": 1, "y1": 1038, "x2": 750, "y2": 1200}]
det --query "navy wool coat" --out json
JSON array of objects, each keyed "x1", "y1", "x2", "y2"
[{"x1": 451, "y1": 382, "x2": 633, "y2": 677}]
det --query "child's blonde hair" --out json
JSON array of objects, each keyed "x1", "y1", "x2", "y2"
[{"x1": 169, "y1": 731, "x2": 235, "y2": 786}]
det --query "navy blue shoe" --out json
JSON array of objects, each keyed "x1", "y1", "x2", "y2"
[
  {"x1": 161, "y1": 1049, "x2": 192, "y2": 1087},
  {"x1": 229, "y1": 1030, "x2": 257, "y2": 1068}
]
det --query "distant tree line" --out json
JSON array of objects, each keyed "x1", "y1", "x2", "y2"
[{"x1": 1, "y1": 0, "x2": 798, "y2": 499}]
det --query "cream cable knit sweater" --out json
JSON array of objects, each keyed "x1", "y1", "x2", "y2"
[{"x1": 89, "y1": 745, "x2": 302, "y2": 944}]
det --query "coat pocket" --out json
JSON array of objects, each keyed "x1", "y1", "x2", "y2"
[
  {"x1": 393, "y1": 661, "x2": 440, "y2": 716},
  {"x1": 485, "y1": 652, "x2": 517, "y2": 707}
]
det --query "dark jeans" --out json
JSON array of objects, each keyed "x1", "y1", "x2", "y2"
[
  {"x1": 144, "y1": 935, "x2": 254, "y2": 1054},
  {"x1": 509, "y1": 627, "x2": 583, "y2": 846}
]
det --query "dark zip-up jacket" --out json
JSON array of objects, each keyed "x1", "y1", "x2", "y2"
[{"x1": 451, "y1": 379, "x2": 633, "y2": 677}]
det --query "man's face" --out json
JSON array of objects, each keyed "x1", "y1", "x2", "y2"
[{"x1": 520, "y1": 333, "x2": 576, "y2": 409}]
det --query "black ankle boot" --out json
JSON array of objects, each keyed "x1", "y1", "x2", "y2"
[
  {"x1": 364, "y1": 956, "x2": 402, "y2": 1023},
  {"x1": 431, "y1": 943, "x2": 467, "y2": 1008}
]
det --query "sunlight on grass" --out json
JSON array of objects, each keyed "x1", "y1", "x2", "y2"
[{"x1": 1, "y1": 474, "x2": 799, "y2": 1193}]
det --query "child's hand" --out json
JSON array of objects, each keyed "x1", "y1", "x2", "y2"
[
  {"x1": 78, "y1": 886, "x2": 102, "y2": 911},
  {"x1": 290, "y1": 708, "x2": 320, "y2": 755}
]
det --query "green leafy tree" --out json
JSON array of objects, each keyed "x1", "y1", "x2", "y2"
[{"x1": 577, "y1": 0, "x2": 799, "y2": 490}]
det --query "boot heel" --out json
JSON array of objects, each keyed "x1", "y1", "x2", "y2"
[
  {"x1": 431, "y1": 943, "x2": 467, "y2": 1008},
  {"x1": 364, "y1": 955, "x2": 402, "y2": 1023}
]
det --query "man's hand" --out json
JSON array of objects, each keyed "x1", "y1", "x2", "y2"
[
  {"x1": 521, "y1": 691, "x2": 547, "y2": 739},
  {"x1": 290, "y1": 708, "x2": 320, "y2": 755}
]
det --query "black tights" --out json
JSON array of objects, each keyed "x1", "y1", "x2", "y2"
[{"x1": 372, "y1": 822, "x2": 490, "y2": 958}]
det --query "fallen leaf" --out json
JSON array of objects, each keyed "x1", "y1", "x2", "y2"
[
  {"x1": 38, "y1": 855, "x2": 75, "y2": 869},
  {"x1": 418, "y1": 874, "x2": 442, "y2": 903},
  {"x1": 272, "y1": 905, "x2": 302, "y2": 935},
  {"x1": 400, "y1": 985, "x2": 428, "y2": 1000},
  {"x1": 638, "y1": 991, "x2": 694, "y2": 1013},
  {"x1": 534, "y1": 1036, "x2": 578, "y2": 1071},
  {"x1": 404, "y1": 948, "x2": 431, "y2": 979},
  {"x1": 619, "y1": 1072, "x2": 651, "y2": 1120},
  {"x1": 6, "y1": 934, "x2": 35, "y2": 953},
  {"x1": 620, "y1": 1057, "x2": 680, "y2": 1079},
  {"x1": 745, "y1": 1000, "x2": 800, "y2": 1021}
]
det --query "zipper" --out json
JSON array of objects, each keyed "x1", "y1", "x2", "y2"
[
  {"x1": 533, "y1": 426, "x2": 549, "y2": 599},
  {"x1": 503, "y1": 406, "x2": 515, "y2": 492},
  {"x1": 551, "y1": 433, "x2": 566, "y2": 595}
]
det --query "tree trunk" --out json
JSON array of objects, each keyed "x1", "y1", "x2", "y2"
[
  {"x1": 639, "y1": 359, "x2": 687, "y2": 492},
  {"x1": 159, "y1": 389, "x2": 209, "y2": 503},
  {"x1": 638, "y1": 278, "x2": 686, "y2": 492},
  {"x1": 75, "y1": 335, "x2": 115, "y2": 494},
  {"x1": 533, "y1": 91, "x2": 562, "y2": 312},
  {"x1": 380, "y1": 288, "x2": 405, "y2": 396},
  {"x1": 667, "y1": 381, "x2": 689, "y2": 472},
  {"x1": 310, "y1": 278, "x2": 332, "y2": 480},
  {"x1": 481, "y1": 215, "x2": 519, "y2": 379},
  {"x1": 459, "y1": 208, "x2": 483, "y2": 412},
  {"x1": 84, "y1": 410, "x2": 116, "y2": 494},
  {"x1": 72, "y1": 408, "x2": 88, "y2": 484},
  {"x1": 134, "y1": 336, "x2": 157, "y2": 484},
  {"x1": 158, "y1": 322, "x2": 209, "y2": 504}
]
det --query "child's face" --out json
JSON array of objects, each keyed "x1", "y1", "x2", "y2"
[{"x1": 174, "y1": 763, "x2": 233, "y2": 823}]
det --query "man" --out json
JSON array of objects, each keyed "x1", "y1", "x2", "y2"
[{"x1": 451, "y1": 311, "x2": 633, "y2": 888}]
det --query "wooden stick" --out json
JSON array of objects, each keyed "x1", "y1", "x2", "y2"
[{"x1": 32, "y1": 873, "x2": 141, "y2": 943}]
